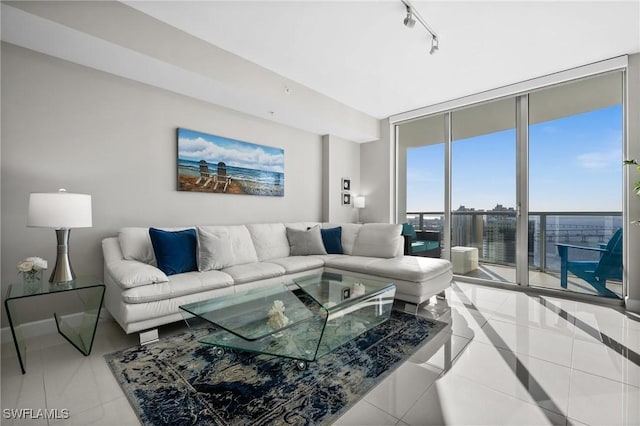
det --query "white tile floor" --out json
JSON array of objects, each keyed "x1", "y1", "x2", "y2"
[{"x1": 2, "y1": 281, "x2": 639, "y2": 425}]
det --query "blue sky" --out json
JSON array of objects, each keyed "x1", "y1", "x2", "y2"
[
  {"x1": 406, "y1": 105, "x2": 623, "y2": 212},
  {"x1": 178, "y1": 128, "x2": 285, "y2": 173}
]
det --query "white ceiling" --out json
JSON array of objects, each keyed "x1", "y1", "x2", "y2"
[
  {"x1": 126, "y1": 1, "x2": 640, "y2": 119},
  {"x1": 2, "y1": 1, "x2": 639, "y2": 142}
]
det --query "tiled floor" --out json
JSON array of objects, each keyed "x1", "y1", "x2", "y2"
[{"x1": 2, "y1": 281, "x2": 639, "y2": 425}]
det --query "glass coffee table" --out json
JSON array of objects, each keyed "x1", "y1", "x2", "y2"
[{"x1": 179, "y1": 272, "x2": 396, "y2": 369}]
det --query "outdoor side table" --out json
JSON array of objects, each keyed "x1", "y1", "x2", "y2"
[{"x1": 4, "y1": 276, "x2": 105, "y2": 374}]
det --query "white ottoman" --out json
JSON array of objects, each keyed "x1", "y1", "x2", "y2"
[{"x1": 451, "y1": 246, "x2": 478, "y2": 274}]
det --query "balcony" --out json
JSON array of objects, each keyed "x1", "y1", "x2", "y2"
[{"x1": 406, "y1": 211, "x2": 623, "y2": 299}]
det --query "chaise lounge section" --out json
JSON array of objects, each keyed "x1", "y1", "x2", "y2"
[{"x1": 102, "y1": 222, "x2": 453, "y2": 342}]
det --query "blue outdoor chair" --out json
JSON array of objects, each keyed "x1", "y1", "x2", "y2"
[
  {"x1": 556, "y1": 228, "x2": 622, "y2": 298},
  {"x1": 401, "y1": 223, "x2": 441, "y2": 257}
]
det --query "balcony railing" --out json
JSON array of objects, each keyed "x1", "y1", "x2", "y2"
[{"x1": 406, "y1": 211, "x2": 622, "y2": 274}]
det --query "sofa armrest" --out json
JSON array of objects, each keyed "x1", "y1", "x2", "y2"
[{"x1": 102, "y1": 237, "x2": 169, "y2": 289}]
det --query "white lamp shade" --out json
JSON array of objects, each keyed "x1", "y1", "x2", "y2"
[
  {"x1": 28, "y1": 192, "x2": 92, "y2": 228},
  {"x1": 354, "y1": 196, "x2": 366, "y2": 209}
]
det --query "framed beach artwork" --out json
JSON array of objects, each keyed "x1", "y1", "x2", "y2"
[{"x1": 177, "y1": 128, "x2": 284, "y2": 196}]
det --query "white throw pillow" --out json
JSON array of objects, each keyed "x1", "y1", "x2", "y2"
[
  {"x1": 197, "y1": 226, "x2": 236, "y2": 271},
  {"x1": 286, "y1": 225, "x2": 328, "y2": 256},
  {"x1": 119, "y1": 227, "x2": 156, "y2": 265},
  {"x1": 352, "y1": 223, "x2": 403, "y2": 258}
]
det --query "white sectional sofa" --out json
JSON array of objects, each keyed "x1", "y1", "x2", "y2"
[{"x1": 102, "y1": 222, "x2": 452, "y2": 341}]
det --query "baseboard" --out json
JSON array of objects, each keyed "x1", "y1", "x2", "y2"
[{"x1": 1, "y1": 309, "x2": 112, "y2": 345}]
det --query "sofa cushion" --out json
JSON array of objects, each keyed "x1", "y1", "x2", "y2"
[
  {"x1": 323, "y1": 223, "x2": 362, "y2": 255},
  {"x1": 352, "y1": 223, "x2": 403, "y2": 258},
  {"x1": 221, "y1": 262, "x2": 286, "y2": 285},
  {"x1": 286, "y1": 225, "x2": 327, "y2": 256},
  {"x1": 324, "y1": 256, "x2": 384, "y2": 275},
  {"x1": 197, "y1": 226, "x2": 236, "y2": 271},
  {"x1": 265, "y1": 256, "x2": 325, "y2": 274},
  {"x1": 246, "y1": 223, "x2": 290, "y2": 261},
  {"x1": 149, "y1": 228, "x2": 198, "y2": 276},
  {"x1": 121, "y1": 270, "x2": 234, "y2": 304},
  {"x1": 198, "y1": 225, "x2": 259, "y2": 268},
  {"x1": 326, "y1": 255, "x2": 452, "y2": 283}
]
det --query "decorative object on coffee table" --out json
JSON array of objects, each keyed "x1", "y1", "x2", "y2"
[
  {"x1": 27, "y1": 189, "x2": 92, "y2": 283},
  {"x1": 267, "y1": 299, "x2": 290, "y2": 329}
]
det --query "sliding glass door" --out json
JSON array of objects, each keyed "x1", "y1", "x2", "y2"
[
  {"x1": 398, "y1": 69, "x2": 625, "y2": 299},
  {"x1": 451, "y1": 99, "x2": 516, "y2": 283},
  {"x1": 528, "y1": 73, "x2": 624, "y2": 298},
  {"x1": 399, "y1": 114, "x2": 445, "y2": 258}
]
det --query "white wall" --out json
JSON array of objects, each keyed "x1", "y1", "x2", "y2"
[
  {"x1": 1, "y1": 43, "x2": 325, "y2": 325},
  {"x1": 322, "y1": 135, "x2": 360, "y2": 223},
  {"x1": 360, "y1": 119, "x2": 394, "y2": 224}
]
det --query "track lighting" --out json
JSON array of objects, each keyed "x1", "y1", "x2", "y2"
[
  {"x1": 430, "y1": 36, "x2": 439, "y2": 54},
  {"x1": 403, "y1": 6, "x2": 416, "y2": 28},
  {"x1": 400, "y1": 0, "x2": 439, "y2": 55}
]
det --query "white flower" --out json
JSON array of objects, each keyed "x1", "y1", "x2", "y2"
[{"x1": 17, "y1": 257, "x2": 47, "y2": 272}]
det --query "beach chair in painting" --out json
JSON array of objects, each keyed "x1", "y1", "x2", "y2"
[
  {"x1": 195, "y1": 160, "x2": 213, "y2": 187},
  {"x1": 213, "y1": 162, "x2": 232, "y2": 192},
  {"x1": 556, "y1": 228, "x2": 622, "y2": 298}
]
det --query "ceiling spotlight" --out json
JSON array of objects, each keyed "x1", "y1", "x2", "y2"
[
  {"x1": 400, "y1": 0, "x2": 439, "y2": 54},
  {"x1": 430, "y1": 36, "x2": 439, "y2": 55},
  {"x1": 403, "y1": 6, "x2": 416, "y2": 28}
]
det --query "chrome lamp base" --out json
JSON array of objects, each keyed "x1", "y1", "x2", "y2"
[{"x1": 49, "y1": 229, "x2": 76, "y2": 283}]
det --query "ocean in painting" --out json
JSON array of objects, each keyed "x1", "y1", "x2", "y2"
[{"x1": 178, "y1": 159, "x2": 284, "y2": 196}]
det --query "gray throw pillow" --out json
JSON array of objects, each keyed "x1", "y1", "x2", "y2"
[{"x1": 286, "y1": 225, "x2": 328, "y2": 256}]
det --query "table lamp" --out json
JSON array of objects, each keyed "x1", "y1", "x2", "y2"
[
  {"x1": 27, "y1": 189, "x2": 92, "y2": 283},
  {"x1": 354, "y1": 196, "x2": 366, "y2": 209}
]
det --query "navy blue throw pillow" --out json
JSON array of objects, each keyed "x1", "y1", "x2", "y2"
[
  {"x1": 320, "y1": 226, "x2": 343, "y2": 254},
  {"x1": 149, "y1": 228, "x2": 198, "y2": 276}
]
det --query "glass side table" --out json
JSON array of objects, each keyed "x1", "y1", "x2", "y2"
[{"x1": 4, "y1": 276, "x2": 105, "y2": 374}]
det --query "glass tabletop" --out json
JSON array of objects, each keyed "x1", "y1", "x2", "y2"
[
  {"x1": 180, "y1": 284, "x2": 315, "y2": 341},
  {"x1": 5, "y1": 275, "x2": 104, "y2": 299},
  {"x1": 294, "y1": 272, "x2": 395, "y2": 313}
]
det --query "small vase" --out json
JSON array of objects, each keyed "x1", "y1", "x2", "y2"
[{"x1": 22, "y1": 270, "x2": 43, "y2": 293}]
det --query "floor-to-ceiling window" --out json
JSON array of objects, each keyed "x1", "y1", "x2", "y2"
[
  {"x1": 397, "y1": 67, "x2": 625, "y2": 299},
  {"x1": 451, "y1": 98, "x2": 516, "y2": 283},
  {"x1": 528, "y1": 73, "x2": 623, "y2": 298},
  {"x1": 399, "y1": 114, "x2": 445, "y2": 257}
]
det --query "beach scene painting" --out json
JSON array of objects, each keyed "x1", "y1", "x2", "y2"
[{"x1": 177, "y1": 128, "x2": 284, "y2": 196}]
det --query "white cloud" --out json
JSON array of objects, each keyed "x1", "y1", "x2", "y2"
[
  {"x1": 577, "y1": 149, "x2": 621, "y2": 170},
  {"x1": 179, "y1": 137, "x2": 284, "y2": 173}
]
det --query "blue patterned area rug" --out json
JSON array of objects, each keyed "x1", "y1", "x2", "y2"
[{"x1": 105, "y1": 310, "x2": 446, "y2": 426}]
